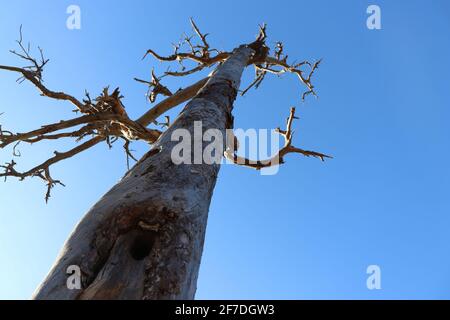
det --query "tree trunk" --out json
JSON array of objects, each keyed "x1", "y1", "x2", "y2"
[{"x1": 32, "y1": 45, "x2": 254, "y2": 300}]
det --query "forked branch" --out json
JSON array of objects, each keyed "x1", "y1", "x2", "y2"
[
  {"x1": 1, "y1": 136, "x2": 103, "y2": 202},
  {"x1": 224, "y1": 107, "x2": 332, "y2": 169}
]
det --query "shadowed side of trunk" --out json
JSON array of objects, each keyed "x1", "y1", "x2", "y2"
[{"x1": 32, "y1": 45, "x2": 254, "y2": 300}]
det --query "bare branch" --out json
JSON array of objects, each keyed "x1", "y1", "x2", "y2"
[
  {"x1": 0, "y1": 64, "x2": 87, "y2": 112},
  {"x1": 256, "y1": 23, "x2": 267, "y2": 42},
  {"x1": 136, "y1": 77, "x2": 209, "y2": 126},
  {"x1": 224, "y1": 107, "x2": 331, "y2": 169},
  {"x1": 190, "y1": 17, "x2": 210, "y2": 50},
  {"x1": 240, "y1": 68, "x2": 266, "y2": 96},
  {"x1": 142, "y1": 19, "x2": 230, "y2": 82},
  {"x1": 123, "y1": 138, "x2": 138, "y2": 170},
  {"x1": 0, "y1": 113, "x2": 122, "y2": 148},
  {"x1": 1, "y1": 136, "x2": 103, "y2": 202},
  {"x1": 0, "y1": 27, "x2": 87, "y2": 113},
  {"x1": 134, "y1": 69, "x2": 173, "y2": 103},
  {"x1": 263, "y1": 56, "x2": 322, "y2": 100},
  {"x1": 238, "y1": 35, "x2": 322, "y2": 100}
]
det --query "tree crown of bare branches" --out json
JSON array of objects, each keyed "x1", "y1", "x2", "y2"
[{"x1": 0, "y1": 19, "x2": 329, "y2": 202}]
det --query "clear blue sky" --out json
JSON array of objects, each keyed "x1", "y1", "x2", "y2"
[{"x1": 1, "y1": 0, "x2": 450, "y2": 299}]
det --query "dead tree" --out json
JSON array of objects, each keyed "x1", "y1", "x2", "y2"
[{"x1": 0, "y1": 21, "x2": 330, "y2": 299}]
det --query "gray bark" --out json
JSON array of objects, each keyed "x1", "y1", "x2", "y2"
[{"x1": 32, "y1": 45, "x2": 254, "y2": 300}]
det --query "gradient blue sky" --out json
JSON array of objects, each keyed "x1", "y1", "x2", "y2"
[{"x1": 1, "y1": 0, "x2": 450, "y2": 299}]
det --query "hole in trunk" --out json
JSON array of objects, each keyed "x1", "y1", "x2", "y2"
[{"x1": 129, "y1": 232, "x2": 156, "y2": 261}]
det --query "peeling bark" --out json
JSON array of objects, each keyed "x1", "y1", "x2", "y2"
[{"x1": 32, "y1": 45, "x2": 254, "y2": 300}]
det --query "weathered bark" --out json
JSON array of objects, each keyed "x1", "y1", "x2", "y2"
[{"x1": 32, "y1": 45, "x2": 254, "y2": 300}]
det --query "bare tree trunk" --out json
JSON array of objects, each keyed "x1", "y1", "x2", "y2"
[{"x1": 32, "y1": 45, "x2": 254, "y2": 300}]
